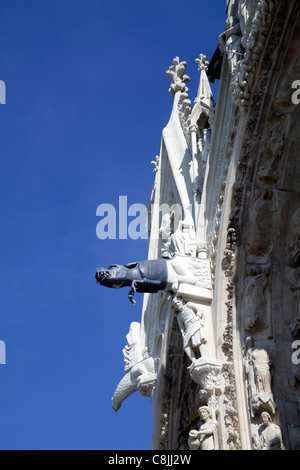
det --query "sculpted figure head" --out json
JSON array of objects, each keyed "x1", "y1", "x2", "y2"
[
  {"x1": 261, "y1": 411, "x2": 272, "y2": 426},
  {"x1": 198, "y1": 405, "x2": 212, "y2": 422},
  {"x1": 246, "y1": 336, "x2": 254, "y2": 349},
  {"x1": 95, "y1": 264, "x2": 129, "y2": 289},
  {"x1": 171, "y1": 296, "x2": 184, "y2": 312}
]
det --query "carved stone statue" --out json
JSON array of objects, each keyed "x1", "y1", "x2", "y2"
[
  {"x1": 188, "y1": 406, "x2": 219, "y2": 450},
  {"x1": 290, "y1": 267, "x2": 300, "y2": 334},
  {"x1": 238, "y1": 0, "x2": 254, "y2": 38},
  {"x1": 170, "y1": 219, "x2": 198, "y2": 257},
  {"x1": 219, "y1": 16, "x2": 243, "y2": 76},
  {"x1": 159, "y1": 215, "x2": 200, "y2": 259},
  {"x1": 244, "y1": 336, "x2": 275, "y2": 417},
  {"x1": 171, "y1": 296, "x2": 208, "y2": 363},
  {"x1": 159, "y1": 212, "x2": 174, "y2": 258},
  {"x1": 96, "y1": 259, "x2": 168, "y2": 304},
  {"x1": 122, "y1": 322, "x2": 143, "y2": 372},
  {"x1": 112, "y1": 322, "x2": 158, "y2": 411},
  {"x1": 258, "y1": 122, "x2": 284, "y2": 184},
  {"x1": 289, "y1": 208, "x2": 300, "y2": 266},
  {"x1": 96, "y1": 254, "x2": 211, "y2": 304},
  {"x1": 246, "y1": 190, "x2": 273, "y2": 259},
  {"x1": 253, "y1": 412, "x2": 283, "y2": 450},
  {"x1": 292, "y1": 366, "x2": 300, "y2": 391},
  {"x1": 244, "y1": 265, "x2": 270, "y2": 331}
]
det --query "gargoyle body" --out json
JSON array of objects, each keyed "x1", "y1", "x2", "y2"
[
  {"x1": 96, "y1": 255, "x2": 209, "y2": 304},
  {"x1": 96, "y1": 259, "x2": 168, "y2": 303}
]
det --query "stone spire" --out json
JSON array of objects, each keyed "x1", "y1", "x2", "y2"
[
  {"x1": 165, "y1": 56, "x2": 190, "y2": 97},
  {"x1": 195, "y1": 54, "x2": 213, "y2": 105}
]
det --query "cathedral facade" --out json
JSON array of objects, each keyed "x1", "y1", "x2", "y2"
[{"x1": 101, "y1": 0, "x2": 300, "y2": 450}]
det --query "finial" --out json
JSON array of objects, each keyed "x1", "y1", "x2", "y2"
[
  {"x1": 196, "y1": 54, "x2": 209, "y2": 72},
  {"x1": 166, "y1": 56, "x2": 190, "y2": 97},
  {"x1": 194, "y1": 53, "x2": 213, "y2": 104},
  {"x1": 151, "y1": 155, "x2": 160, "y2": 173}
]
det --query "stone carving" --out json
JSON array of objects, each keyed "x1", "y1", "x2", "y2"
[
  {"x1": 244, "y1": 336, "x2": 275, "y2": 418},
  {"x1": 232, "y1": 0, "x2": 277, "y2": 114},
  {"x1": 168, "y1": 219, "x2": 198, "y2": 258},
  {"x1": 292, "y1": 365, "x2": 300, "y2": 391},
  {"x1": 200, "y1": 128, "x2": 211, "y2": 166},
  {"x1": 258, "y1": 122, "x2": 285, "y2": 184},
  {"x1": 290, "y1": 303, "x2": 300, "y2": 390},
  {"x1": 219, "y1": 0, "x2": 300, "y2": 450},
  {"x1": 158, "y1": 400, "x2": 170, "y2": 450},
  {"x1": 177, "y1": 86, "x2": 192, "y2": 147},
  {"x1": 238, "y1": 0, "x2": 255, "y2": 38},
  {"x1": 222, "y1": 361, "x2": 241, "y2": 450},
  {"x1": 122, "y1": 321, "x2": 143, "y2": 371},
  {"x1": 159, "y1": 215, "x2": 207, "y2": 259},
  {"x1": 289, "y1": 208, "x2": 300, "y2": 266},
  {"x1": 289, "y1": 267, "x2": 300, "y2": 338},
  {"x1": 290, "y1": 318, "x2": 300, "y2": 338},
  {"x1": 179, "y1": 86, "x2": 192, "y2": 118},
  {"x1": 194, "y1": 54, "x2": 212, "y2": 110},
  {"x1": 219, "y1": 16, "x2": 243, "y2": 76},
  {"x1": 189, "y1": 54, "x2": 215, "y2": 199},
  {"x1": 177, "y1": 377, "x2": 199, "y2": 450},
  {"x1": 151, "y1": 155, "x2": 160, "y2": 174},
  {"x1": 96, "y1": 259, "x2": 169, "y2": 304},
  {"x1": 252, "y1": 412, "x2": 283, "y2": 450},
  {"x1": 221, "y1": 215, "x2": 243, "y2": 449},
  {"x1": 192, "y1": 361, "x2": 224, "y2": 414},
  {"x1": 188, "y1": 406, "x2": 219, "y2": 450},
  {"x1": 246, "y1": 190, "x2": 273, "y2": 259},
  {"x1": 165, "y1": 57, "x2": 190, "y2": 97},
  {"x1": 159, "y1": 212, "x2": 174, "y2": 259},
  {"x1": 112, "y1": 322, "x2": 158, "y2": 411},
  {"x1": 168, "y1": 287, "x2": 223, "y2": 415},
  {"x1": 171, "y1": 296, "x2": 207, "y2": 363},
  {"x1": 96, "y1": 254, "x2": 211, "y2": 304},
  {"x1": 244, "y1": 265, "x2": 270, "y2": 331},
  {"x1": 195, "y1": 53, "x2": 209, "y2": 74}
]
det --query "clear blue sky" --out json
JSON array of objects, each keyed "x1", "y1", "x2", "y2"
[{"x1": 0, "y1": 0, "x2": 226, "y2": 450}]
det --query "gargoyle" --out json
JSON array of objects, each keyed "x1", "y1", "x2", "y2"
[
  {"x1": 95, "y1": 259, "x2": 168, "y2": 304},
  {"x1": 96, "y1": 255, "x2": 210, "y2": 304}
]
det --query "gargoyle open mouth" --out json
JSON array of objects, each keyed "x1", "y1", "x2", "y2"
[{"x1": 95, "y1": 270, "x2": 110, "y2": 283}]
